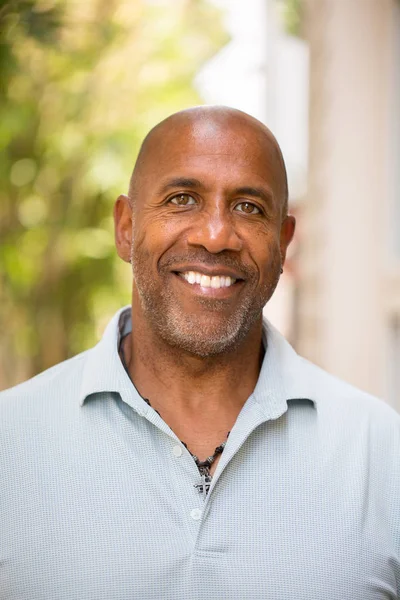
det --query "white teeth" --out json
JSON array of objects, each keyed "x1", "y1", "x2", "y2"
[
  {"x1": 200, "y1": 275, "x2": 211, "y2": 287},
  {"x1": 181, "y1": 271, "x2": 236, "y2": 288}
]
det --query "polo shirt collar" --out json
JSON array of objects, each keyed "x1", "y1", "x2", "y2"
[
  {"x1": 79, "y1": 306, "x2": 316, "y2": 413},
  {"x1": 252, "y1": 320, "x2": 317, "y2": 420},
  {"x1": 79, "y1": 306, "x2": 149, "y2": 415}
]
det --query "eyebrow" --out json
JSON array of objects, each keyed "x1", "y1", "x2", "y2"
[{"x1": 158, "y1": 177, "x2": 205, "y2": 195}]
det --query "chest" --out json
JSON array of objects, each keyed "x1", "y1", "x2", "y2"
[{"x1": 1, "y1": 418, "x2": 398, "y2": 600}]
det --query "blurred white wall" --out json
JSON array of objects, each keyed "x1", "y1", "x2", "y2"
[
  {"x1": 196, "y1": 0, "x2": 269, "y2": 123},
  {"x1": 297, "y1": 0, "x2": 400, "y2": 409}
]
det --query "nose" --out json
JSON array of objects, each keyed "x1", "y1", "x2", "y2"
[{"x1": 186, "y1": 205, "x2": 243, "y2": 254}]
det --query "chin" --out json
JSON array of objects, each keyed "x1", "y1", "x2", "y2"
[
  {"x1": 155, "y1": 312, "x2": 260, "y2": 358},
  {"x1": 167, "y1": 335, "x2": 239, "y2": 358}
]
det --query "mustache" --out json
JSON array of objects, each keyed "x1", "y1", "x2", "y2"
[{"x1": 159, "y1": 250, "x2": 257, "y2": 279}]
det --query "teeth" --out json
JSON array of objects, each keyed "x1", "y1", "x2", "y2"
[{"x1": 182, "y1": 271, "x2": 236, "y2": 288}]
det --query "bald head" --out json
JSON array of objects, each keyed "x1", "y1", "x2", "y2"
[{"x1": 129, "y1": 106, "x2": 289, "y2": 217}]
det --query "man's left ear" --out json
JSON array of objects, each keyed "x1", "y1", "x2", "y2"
[
  {"x1": 114, "y1": 194, "x2": 133, "y2": 264},
  {"x1": 279, "y1": 215, "x2": 296, "y2": 265}
]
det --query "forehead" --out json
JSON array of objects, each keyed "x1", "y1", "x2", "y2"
[{"x1": 138, "y1": 118, "x2": 285, "y2": 197}]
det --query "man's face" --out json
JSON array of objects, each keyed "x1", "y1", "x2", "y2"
[{"x1": 116, "y1": 116, "x2": 294, "y2": 356}]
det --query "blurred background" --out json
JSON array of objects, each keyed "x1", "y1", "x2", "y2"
[{"x1": 0, "y1": 0, "x2": 399, "y2": 412}]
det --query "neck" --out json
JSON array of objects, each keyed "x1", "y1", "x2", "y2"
[{"x1": 122, "y1": 308, "x2": 265, "y2": 421}]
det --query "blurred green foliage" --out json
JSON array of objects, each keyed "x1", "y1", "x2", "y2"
[
  {"x1": 0, "y1": 0, "x2": 227, "y2": 389},
  {"x1": 277, "y1": 0, "x2": 302, "y2": 37}
]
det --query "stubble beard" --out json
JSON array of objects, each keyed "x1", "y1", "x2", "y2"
[{"x1": 130, "y1": 246, "x2": 282, "y2": 358}]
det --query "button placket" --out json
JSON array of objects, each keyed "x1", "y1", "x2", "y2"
[
  {"x1": 190, "y1": 508, "x2": 202, "y2": 521},
  {"x1": 172, "y1": 444, "x2": 183, "y2": 457},
  {"x1": 168, "y1": 441, "x2": 206, "y2": 530}
]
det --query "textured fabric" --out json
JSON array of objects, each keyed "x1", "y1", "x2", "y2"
[{"x1": 1, "y1": 306, "x2": 400, "y2": 600}]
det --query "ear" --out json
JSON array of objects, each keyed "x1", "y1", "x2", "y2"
[
  {"x1": 114, "y1": 194, "x2": 133, "y2": 263},
  {"x1": 279, "y1": 215, "x2": 296, "y2": 265}
]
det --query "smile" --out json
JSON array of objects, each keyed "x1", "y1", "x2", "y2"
[{"x1": 179, "y1": 271, "x2": 237, "y2": 289}]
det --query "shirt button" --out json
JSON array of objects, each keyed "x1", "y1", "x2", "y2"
[
  {"x1": 172, "y1": 445, "x2": 183, "y2": 457},
  {"x1": 190, "y1": 508, "x2": 202, "y2": 521}
]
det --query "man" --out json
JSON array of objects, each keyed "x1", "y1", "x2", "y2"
[{"x1": 0, "y1": 106, "x2": 399, "y2": 600}]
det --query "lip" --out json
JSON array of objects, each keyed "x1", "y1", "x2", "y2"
[{"x1": 171, "y1": 264, "x2": 246, "y2": 281}]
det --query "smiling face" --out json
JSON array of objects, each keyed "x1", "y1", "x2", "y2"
[{"x1": 115, "y1": 107, "x2": 295, "y2": 357}]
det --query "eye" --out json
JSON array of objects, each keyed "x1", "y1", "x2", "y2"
[
  {"x1": 235, "y1": 201, "x2": 261, "y2": 215},
  {"x1": 169, "y1": 194, "x2": 196, "y2": 206}
]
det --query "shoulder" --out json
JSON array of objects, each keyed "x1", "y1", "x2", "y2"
[
  {"x1": 297, "y1": 355, "x2": 400, "y2": 434},
  {"x1": 0, "y1": 350, "x2": 89, "y2": 421},
  {"x1": 264, "y1": 318, "x2": 399, "y2": 431},
  {"x1": 265, "y1": 318, "x2": 397, "y2": 419}
]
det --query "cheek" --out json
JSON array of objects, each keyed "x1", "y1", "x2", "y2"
[
  {"x1": 132, "y1": 216, "x2": 184, "y2": 262},
  {"x1": 247, "y1": 228, "x2": 281, "y2": 271}
]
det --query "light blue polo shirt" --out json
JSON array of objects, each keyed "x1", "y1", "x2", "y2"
[{"x1": 1, "y1": 306, "x2": 400, "y2": 599}]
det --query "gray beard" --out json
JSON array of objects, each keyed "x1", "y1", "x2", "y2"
[{"x1": 131, "y1": 249, "x2": 281, "y2": 358}]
